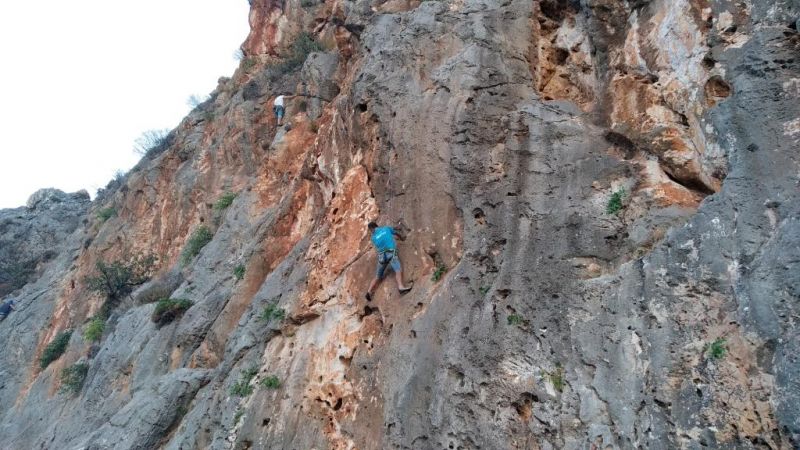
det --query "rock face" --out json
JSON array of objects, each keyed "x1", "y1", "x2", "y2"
[
  {"x1": 0, "y1": 0, "x2": 798, "y2": 449},
  {"x1": 0, "y1": 189, "x2": 90, "y2": 297}
]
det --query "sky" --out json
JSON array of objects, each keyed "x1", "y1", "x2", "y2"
[{"x1": 0, "y1": 0, "x2": 251, "y2": 208}]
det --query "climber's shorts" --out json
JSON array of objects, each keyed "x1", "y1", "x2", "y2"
[
  {"x1": 273, "y1": 105, "x2": 285, "y2": 119},
  {"x1": 376, "y1": 250, "x2": 401, "y2": 279}
]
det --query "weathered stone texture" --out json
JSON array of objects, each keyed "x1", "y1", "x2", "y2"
[{"x1": 0, "y1": 0, "x2": 798, "y2": 449}]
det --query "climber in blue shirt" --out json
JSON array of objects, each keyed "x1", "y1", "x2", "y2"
[
  {"x1": 0, "y1": 298, "x2": 16, "y2": 322},
  {"x1": 365, "y1": 222, "x2": 412, "y2": 301}
]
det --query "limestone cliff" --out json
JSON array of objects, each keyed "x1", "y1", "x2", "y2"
[{"x1": 0, "y1": 0, "x2": 798, "y2": 449}]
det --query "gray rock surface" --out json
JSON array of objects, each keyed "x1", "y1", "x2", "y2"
[{"x1": 0, "y1": 0, "x2": 797, "y2": 449}]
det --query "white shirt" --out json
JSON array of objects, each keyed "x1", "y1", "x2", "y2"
[{"x1": 273, "y1": 95, "x2": 285, "y2": 107}]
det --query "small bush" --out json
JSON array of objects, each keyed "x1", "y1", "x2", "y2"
[
  {"x1": 258, "y1": 303, "x2": 285, "y2": 323},
  {"x1": 214, "y1": 192, "x2": 237, "y2": 211},
  {"x1": 606, "y1": 188, "x2": 626, "y2": 215},
  {"x1": 242, "y1": 58, "x2": 257, "y2": 72},
  {"x1": 133, "y1": 129, "x2": 170, "y2": 157},
  {"x1": 40, "y1": 330, "x2": 73, "y2": 369},
  {"x1": 260, "y1": 375, "x2": 281, "y2": 389},
  {"x1": 431, "y1": 264, "x2": 447, "y2": 282},
  {"x1": 707, "y1": 338, "x2": 727, "y2": 359},
  {"x1": 507, "y1": 314, "x2": 523, "y2": 326},
  {"x1": 233, "y1": 265, "x2": 246, "y2": 281},
  {"x1": 83, "y1": 316, "x2": 106, "y2": 342},
  {"x1": 230, "y1": 366, "x2": 259, "y2": 397},
  {"x1": 85, "y1": 254, "x2": 157, "y2": 301},
  {"x1": 181, "y1": 226, "x2": 214, "y2": 266},
  {"x1": 272, "y1": 32, "x2": 323, "y2": 75},
  {"x1": 60, "y1": 362, "x2": 89, "y2": 395},
  {"x1": 97, "y1": 207, "x2": 117, "y2": 222},
  {"x1": 187, "y1": 94, "x2": 209, "y2": 109},
  {"x1": 479, "y1": 286, "x2": 490, "y2": 296},
  {"x1": 152, "y1": 298, "x2": 193, "y2": 327}
]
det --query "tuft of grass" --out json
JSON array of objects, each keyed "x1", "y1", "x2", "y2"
[
  {"x1": 431, "y1": 264, "x2": 447, "y2": 282},
  {"x1": 479, "y1": 286, "x2": 490, "y2": 296},
  {"x1": 233, "y1": 265, "x2": 246, "y2": 281},
  {"x1": 181, "y1": 226, "x2": 214, "y2": 266},
  {"x1": 233, "y1": 408, "x2": 245, "y2": 424},
  {"x1": 83, "y1": 316, "x2": 106, "y2": 342},
  {"x1": 60, "y1": 362, "x2": 89, "y2": 395},
  {"x1": 230, "y1": 366, "x2": 259, "y2": 397},
  {"x1": 606, "y1": 188, "x2": 626, "y2": 215},
  {"x1": 507, "y1": 314, "x2": 523, "y2": 326},
  {"x1": 214, "y1": 192, "x2": 237, "y2": 211},
  {"x1": 544, "y1": 364, "x2": 565, "y2": 393},
  {"x1": 40, "y1": 330, "x2": 73, "y2": 369},
  {"x1": 151, "y1": 298, "x2": 193, "y2": 327},
  {"x1": 97, "y1": 207, "x2": 117, "y2": 222},
  {"x1": 260, "y1": 375, "x2": 281, "y2": 389},
  {"x1": 707, "y1": 338, "x2": 727, "y2": 359},
  {"x1": 258, "y1": 303, "x2": 285, "y2": 323}
]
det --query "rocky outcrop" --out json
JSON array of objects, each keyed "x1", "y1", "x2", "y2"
[
  {"x1": 0, "y1": 189, "x2": 90, "y2": 297},
  {"x1": 0, "y1": 0, "x2": 798, "y2": 449}
]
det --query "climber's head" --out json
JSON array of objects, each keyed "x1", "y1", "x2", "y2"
[{"x1": 368, "y1": 221, "x2": 378, "y2": 231}]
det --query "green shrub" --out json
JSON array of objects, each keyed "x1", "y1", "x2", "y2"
[
  {"x1": 97, "y1": 207, "x2": 117, "y2": 222},
  {"x1": 606, "y1": 188, "x2": 626, "y2": 215},
  {"x1": 707, "y1": 338, "x2": 727, "y2": 359},
  {"x1": 233, "y1": 408, "x2": 245, "y2": 424},
  {"x1": 233, "y1": 265, "x2": 246, "y2": 281},
  {"x1": 242, "y1": 57, "x2": 257, "y2": 72},
  {"x1": 258, "y1": 303, "x2": 285, "y2": 323},
  {"x1": 260, "y1": 375, "x2": 281, "y2": 389},
  {"x1": 181, "y1": 226, "x2": 214, "y2": 266},
  {"x1": 83, "y1": 316, "x2": 106, "y2": 342},
  {"x1": 152, "y1": 298, "x2": 193, "y2": 327},
  {"x1": 272, "y1": 32, "x2": 323, "y2": 75},
  {"x1": 507, "y1": 314, "x2": 523, "y2": 326},
  {"x1": 231, "y1": 366, "x2": 259, "y2": 397},
  {"x1": 40, "y1": 330, "x2": 73, "y2": 369},
  {"x1": 431, "y1": 264, "x2": 447, "y2": 282},
  {"x1": 214, "y1": 192, "x2": 237, "y2": 211},
  {"x1": 60, "y1": 362, "x2": 89, "y2": 395},
  {"x1": 85, "y1": 254, "x2": 156, "y2": 301},
  {"x1": 479, "y1": 286, "x2": 490, "y2": 296},
  {"x1": 544, "y1": 365, "x2": 565, "y2": 393}
]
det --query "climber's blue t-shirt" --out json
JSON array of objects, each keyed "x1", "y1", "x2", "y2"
[{"x1": 371, "y1": 227, "x2": 397, "y2": 252}]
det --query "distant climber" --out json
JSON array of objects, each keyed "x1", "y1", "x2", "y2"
[
  {"x1": 365, "y1": 222, "x2": 412, "y2": 301},
  {"x1": 0, "y1": 298, "x2": 16, "y2": 322},
  {"x1": 273, "y1": 93, "x2": 295, "y2": 126}
]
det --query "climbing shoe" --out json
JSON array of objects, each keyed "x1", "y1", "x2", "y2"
[{"x1": 399, "y1": 286, "x2": 412, "y2": 295}]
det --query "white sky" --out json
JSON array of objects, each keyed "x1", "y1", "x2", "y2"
[{"x1": 0, "y1": 0, "x2": 250, "y2": 208}]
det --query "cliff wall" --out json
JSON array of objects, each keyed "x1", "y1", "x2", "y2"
[{"x1": 0, "y1": 0, "x2": 798, "y2": 449}]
